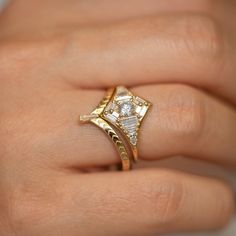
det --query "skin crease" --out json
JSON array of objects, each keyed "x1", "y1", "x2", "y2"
[{"x1": 0, "y1": 0, "x2": 236, "y2": 236}]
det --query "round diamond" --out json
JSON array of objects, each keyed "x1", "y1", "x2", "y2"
[{"x1": 119, "y1": 102, "x2": 135, "y2": 117}]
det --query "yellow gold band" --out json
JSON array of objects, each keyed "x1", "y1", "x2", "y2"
[
  {"x1": 80, "y1": 88, "x2": 132, "y2": 171},
  {"x1": 90, "y1": 117, "x2": 131, "y2": 171}
]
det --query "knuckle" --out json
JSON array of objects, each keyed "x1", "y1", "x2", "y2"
[
  {"x1": 1, "y1": 188, "x2": 39, "y2": 235},
  {"x1": 145, "y1": 171, "x2": 185, "y2": 226},
  {"x1": 0, "y1": 42, "x2": 35, "y2": 79},
  {"x1": 8, "y1": 192, "x2": 37, "y2": 233},
  {"x1": 181, "y1": 14, "x2": 224, "y2": 60},
  {"x1": 5, "y1": 180, "x2": 47, "y2": 234},
  {"x1": 0, "y1": 114, "x2": 30, "y2": 163},
  {"x1": 0, "y1": 39, "x2": 59, "y2": 81},
  {"x1": 166, "y1": 85, "x2": 206, "y2": 140},
  {"x1": 6, "y1": 181, "x2": 62, "y2": 235}
]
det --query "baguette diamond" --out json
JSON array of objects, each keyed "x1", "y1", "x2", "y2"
[{"x1": 120, "y1": 116, "x2": 138, "y2": 135}]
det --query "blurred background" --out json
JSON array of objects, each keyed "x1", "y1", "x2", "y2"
[
  {"x1": 0, "y1": 0, "x2": 6, "y2": 10},
  {"x1": 0, "y1": 0, "x2": 235, "y2": 235}
]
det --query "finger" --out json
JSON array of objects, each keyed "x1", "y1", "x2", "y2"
[
  {"x1": 2, "y1": 13, "x2": 235, "y2": 102},
  {"x1": 45, "y1": 84, "x2": 236, "y2": 169},
  {"x1": 46, "y1": 13, "x2": 235, "y2": 103},
  {"x1": 1, "y1": 0, "x2": 211, "y2": 30},
  {"x1": 58, "y1": 169, "x2": 234, "y2": 236}
]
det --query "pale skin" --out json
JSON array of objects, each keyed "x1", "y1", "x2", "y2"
[{"x1": 0, "y1": 0, "x2": 236, "y2": 235}]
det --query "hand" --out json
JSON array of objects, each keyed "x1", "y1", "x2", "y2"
[{"x1": 0, "y1": 1, "x2": 235, "y2": 235}]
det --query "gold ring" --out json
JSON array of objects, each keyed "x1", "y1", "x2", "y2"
[
  {"x1": 101, "y1": 86, "x2": 151, "y2": 162},
  {"x1": 79, "y1": 88, "x2": 132, "y2": 171},
  {"x1": 80, "y1": 86, "x2": 151, "y2": 170}
]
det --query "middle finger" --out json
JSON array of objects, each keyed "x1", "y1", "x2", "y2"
[{"x1": 39, "y1": 14, "x2": 235, "y2": 103}]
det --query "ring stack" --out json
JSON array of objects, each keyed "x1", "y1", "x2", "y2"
[{"x1": 79, "y1": 86, "x2": 151, "y2": 171}]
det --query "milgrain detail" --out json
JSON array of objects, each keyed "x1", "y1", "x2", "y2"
[{"x1": 91, "y1": 117, "x2": 131, "y2": 171}]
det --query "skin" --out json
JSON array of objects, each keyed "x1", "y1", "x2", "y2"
[{"x1": 0, "y1": 0, "x2": 236, "y2": 235}]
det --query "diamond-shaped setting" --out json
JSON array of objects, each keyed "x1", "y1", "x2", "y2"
[
  {"x1": 102, "y1": 86, "x2": 151, "y2": 146},
  {"x1": 120, "y1": 116, "x2": 139, "y2": 135}
]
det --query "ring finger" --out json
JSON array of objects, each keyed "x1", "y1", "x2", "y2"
[{"x1": 40, "y1": 84, "x2": 236, "y2": 169}]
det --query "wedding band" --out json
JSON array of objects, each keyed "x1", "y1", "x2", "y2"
[
  {"x1": 80, "y1": 86, "x2": 151, "y2": 170},
  {"x1": 79, "y1": 88, "x2": 132, "y2": 171}
]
